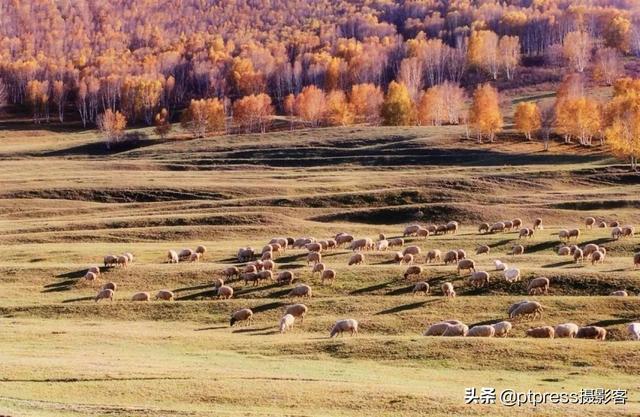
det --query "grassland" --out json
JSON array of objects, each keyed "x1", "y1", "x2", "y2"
[{"x1": 0, "y1": 122, "x2": 639, "y2": 416}]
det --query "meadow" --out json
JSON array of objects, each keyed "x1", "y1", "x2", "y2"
[{"x1": 0, "y1": 122, "x2": 639, "y2": 416}]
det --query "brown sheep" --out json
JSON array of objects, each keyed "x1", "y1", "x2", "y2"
[
  {"x1": 557, "y1": 246, "x2": 570, "y2": 256},
  {"x1": 179, "y1": 248, "x2": 194, "y2": 261},
  {"x1": 526, "y1": 326, "x2": 555, "y2": 338},
  {"x1": 568, "y1": 228, "x2": 580, "y2": 241},
  {"x1": 490, "y1": 222, "x2": 505, "y2": 233},
  {"x1": 576, "y1": 326, "x2": 607, "y2": 340},
  {"x1": 573, "y1": 248, "x2": 584, "y2": 264},
  {"x1": 393, "y1": 251, "x2": 404, "y2": 263},
  {"x1": 95, "y1": 288, "x2": 114, "y2": 302},
  {"x1": 116, "y1": 255, "x2": 129, "y2": 268},
  {"x1": 84, "y1": 271, "x2": 97, "y2": 281},
  {"x1": 335, "y1": 233, "x2": 354, "y2": 246},
  {"x1": 425, "y1": 249, "x2": 442, "y2": 264},
  {"x1": 306, "y1": 242, "x2": 322, "y2": 253},
  {"x1": 288, "y1": 284, "x2": 312, "y2": 298},
  {"x1": 217, "y1": 285, "x2": 234, "y2": 299},
  {"x1": 213, "y1": 277, "x2": 224, "y2": 288},
  {"x1": 257, "y1": 270, "x2": 273, "y2": 283},
  {"x1": 403, "y1": 224, "x2": 421, "y2": 237},
  {"x1": 445, "y1": 221, "x2": 458, "y2": 234},
  {"x1": 230, "y1": 308, "x2": 253, "y2": 327},
  {"x1": 321, "y1": 269, "x2": 336, "y2": 285},
  {"x1": 277, "y1": 271, "x2": 295, "y2": 285},
  {"x1": 426, "y1": 225, "x2": 437, "y2": 234},
  {"x1": 533, "y1": 218, "x2": 543, "y2": 230},
  {"x1": 527, "y1": 277, "x2": 550, "y2": 295},
  {"x1": 131, "y1": 292, "x2": 150, "y2": 302},
  {"x1": 88, "y1": 266, "x2": 101, "y2": 276},
  {"x1": 476, "y1": 245, "x2": 490, "y2": 255},
  {"x1": 223, "y1": 266, "x2": 240, "y2": 279},
  {"x1": 401, "y1": 253, "x2": 414, "y2": 265},
  {"x1": 285, "y1": 304, "x2": 308, "y2": 322},
  {"x1": 519, "y1": 228, "x2": 534, "y2": 238},
  {"x1": 457, "y1": 259, "x2": 476, "y2": 275},
  {"x1": 591, "y1": 250, "x2": 605, "y2": 265},
  {"x1": 412, "y1": 281, "x2": 430, "y2": 296},
  {"x1": 244, "y1": 264, "x2": 258, "y2": 274},
  {"x1": 468, "y1": 271, "x2": 489, "y2": 288},
  {"x1": 457, "y1": 249, "x2": 466, "y2": 260},
  {"x1": 558, "y1": 229, "x2": 570, "y2": 242},
  {"x1": 582, "y1": 243, "x2": 599, "y2": 258},
  {"x1": 610, "y1": 220, "x2": 621, "y2": 228},
  {"x1": 622, "y1": 225, "x2": 635, "y2": 238},
  {"x1": 478, "y1": 223, "x2": 490, "y2": 233},
  {"x1": 634, "y1": 253, "x2": 640, "y2": 269},
  {"x1": 102, "y1": 254, "x2": 116, "y2": 268},
  {"x1": 585, "y1": 217, "x2": 596, "y2": 229},
  {"x1": 195, "y1": 245, "x2": 207, "y2": 258},
  {"x1": 155, "y1": 290, "x2": 174, "y2": 301},
  {"x1": 102, "y1": 282, "x2": 117, "y2": 292},
  {"x1": 443, "y1": 250, "x2": 458, "y2": 265},
  {"x1": 441, "y1": 282, "x2": 455, "y2": 298},
  {"x1": 404, "y1": 265, "x2": 423, "y2": 280},
  {"x1": 511, "y1": 245, "x2": 524, "y2": 256},
  {"x1": 261, "y1": 251, "x2": 273, "y2": 261},
  {"x1": 597, "y1": 220, "x2": 607, "y2": 228},
  {"x1": 503, "y1": 220, "x2": 514, "y2": 231},
  {"x1": 402, "y1": 246, "x2": 421, "y2": 257},
  {"x1": 416, "y1": 227, "x2": 430, "y2": 238},
  {"x1": 611, "y1": 226, "x2": 623, "y2": 240},
  {"x1": 312, "y1": 262, "x2": 325, "y2": 275},
  {"x1": 307, "y1": 251, "x2": 322, "y2": 266},
  {"x1": 263, "y1": 260, "x2": 275, "y2": 271},
  {"x1": 388, "y1": 238, "x2": 404, "y2": 248},
  {"x1": 188, "y1": 252, "x2": 201, "y2": 262},
  {"x1": 511, "y1": 218, "x2": 522, "y2": 230},
  {"x1": 435, "y1": 225, "x2": 448, "y2": 235},
  {"x1": 348, "y1": 253, "x2": 365, "y2": 266}
]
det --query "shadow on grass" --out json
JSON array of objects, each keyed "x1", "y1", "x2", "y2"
[
  {"x1": 194, "y1": 325, "x2": 228, "y2": 331},
  {"x1": 252, "y1": 301, "x2": 285, "y2": 313},
  {"x1": 236, "y1": 283, "x2": 281, "y2": 297},
  {"x1": 349, "y1": 281, "x2": 395, "y2": 295},
  {"x1": 542, "y1": 260, "x2": 574, "y2": 268},
  {"x1": 386, "y1": 285, "x2": 418, "y2": 296},
  {"x1": 174, "y1": 283, "x2": 212, "y2": 293},
  {"x1": 589, "y1": 318, "x2": 638, "y2": 327},
  {"x1": 62, "y1": 296, "x2": 94, "y2": 303},
  {"x1": 468, "y1": 318, "x2": 505, "y2": 327},
  {"x1": 374, "y1": 299, "x2": 440, "y2": 315},
  {"x1": 176, "y1": 289, "x2": 219, "y2": 301},
  {"x1": 232, "y1": 326, "x2": 274, "y2": 334}
]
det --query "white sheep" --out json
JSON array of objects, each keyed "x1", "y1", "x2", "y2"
[
  {"x1": 503, "y1": 267, "x2": 521, "y2": 283},
  {"x1": 330, "y1": 319, "x2": 358, "y2": 337},
  {"x1": 492, "y1": 321, "x2": 512, "y2": 337},
  {"x1": 230, "y1": 308, "x2": 253, "y2": 327},
  {"x1": 628, "y1": 323, "x2": 640, "y2": 341},
  {"x1": 279, "y1": 314, "x2": 295, "y2": 333},
  {"x1": 167, "y1": 250, "x2": 179, "y2": 263}
]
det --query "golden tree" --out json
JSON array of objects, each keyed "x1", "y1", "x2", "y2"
[
  {"x1": 349, "y1": 83, "x2": 383, "y2": 125},
  {"x1": 514, "y1": 102, "x2": 541, "y2": 140},
  {"x1": 181, "y1": 98, "x2": 226, "y2": 138},
  {"x1": 97, "y1": 109, "x2": 127, "y2": 149},
  {"x1": 294, "y1": 85, "x2": 327, "y2": 127},
  {"x1": 563, "y1": 31, "x2": 592, "y2": 73},
  {"x1": 232, "y1": 93, "x2": 274, "y2": 133},
  {"x1": 325, "y1": 90, "x2": 353, "y2": 126},
  {"x1": 469, "y1": 84, "x2": 503, "y2": 143},
  {"x1": 415, "y1": 87, "x2": 445, "y2": 126},
  {"x1": 381, "y1": 81, "x2": 413, "y2": 126},
  {"x1": 605, "y1": 92, "x2": 640, "y2": 170}
]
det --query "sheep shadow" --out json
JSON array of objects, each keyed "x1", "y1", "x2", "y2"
[
  {"x1": 173, "y1": 283, "x2": 212, "y2": 293},
  {"x1": 588, "y1": 318, "x2": 638, "y2": 327},
  {"x1": 523, "y1": 240, "x2": 561, "y2": 253},
  {"x1": 54, "y1": 269, "x2": 95, "y2": 279},
  {"x1": 374, "y1": 299, "x2": 440, "y2": 315},
  {"x1": 374, "y1": 259, "x2": 399, "y2": 265},
  {"x1": 62, "y1": 296, "x2": 94, "y2": 303},
  {"x1": 468, "y1": 318, "x2": 505, "y2": 327},
  {"x1": 252, "y1": 301, "x2": 285, "y2": 313},
  {"x1": 249, "y1": 329, "x2": 280, "y2": 336},
  {"x1": 349, "y1": 281, "x2": 394, "y2": 295},
  {"x1": 194, "y1": 325, "x2": 228, "y2": 331},
  {"x1": 232, "y1": 326, "x2": 274, "y2": 334},
  {"x1": 236, "y1": 283, "x2": 280, "y2": 297},
  {"x1": 386, "y1": 285, "x2": 417, "y2": 296},
  {"x1": 176, "y1": 289, "x2": 219, "y2": 301},
  {"x1": 266, "y1": 288, "x2": 293, "y2": 298},
  {"x1": 42, "y1": 278, "x2": 81, "y2": 292},
  {"x1": 541, "y1": 260, "x2": 574, "y2": 268},
  {"x1": 490, "y1": 238, "x2": 517, "y2": 248},
  {"x1": 273, "y1": 254, "x2": 305, "y2": 263}
]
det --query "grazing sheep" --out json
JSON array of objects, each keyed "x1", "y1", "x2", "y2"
[
  {"x1": 519, "y1": 228, "x2": 534, "y2": 238},
  {"x1": 116, "y1": 255, "x2": 129, "y2": 268},
  {"x1": 467, "y1": 325, "x2": 495, "y2": 337},
  {"x1": 317, "y1": 240, "x2": 329, "y2": 250},
  {"x1": 350, "y1": 238, "x2": 373, "y2": 251},
  {"x1": 555, "y1": 323, "x2": 579, "y2": 339},
  {"x1": 378, "y1": 233, "x2": 386, "y2": 241},
  {"x1": 293, "y1": 238, "x2": 314, "y2": 249},
  {"x1": 494, "y1": 260, "x2": 507, "y2": 271},
  {"x1": 213, "y1": 277, "x2": 224, "y2": 288},
  {"x1": 261, "y1": 250, "x2": 274, "y2": 261},
  {"x1": 585, "y1": 217, "x2": 596, "y2": 229},
  {"x1": 393, "y1": 251, "x2": 404, "y2": 263},
  {"x1": 527, "y1": 277, "x2": 550, "y2": 295},
  {"x1": 503, "y1": 220, "x2": 514, "y2": 231},
  {"x1": 476, "y1": 245, "x2": 490, "y2": 255},
  {"x1": 312, "y1": 263, "x2": 325, "y2": 275},
  {"x1": 576, "y1": 326, "x2": 607, "y2": 340},
  {"x1": 597, "y1": 220, "x2": 607, "y2": 228},
  {"x1": 401, "y1": 253, "x2": 414, "y2": 265},
  {"x1": 84, "y1": 271, "x2": 97, "y2": 281},
  {"x1": 628, "y1": 323, "x2": 640, "y2": 340},
  {"x1": 244, "y1": 264, "x2": 257, "y2": 274},
  {"x1": 610, "y1": 221, "x2": 621, "y2": 228},
  {"x1": 288, "y1": 284, "x2": 312, "y2": 298},
  {"x1": 591, "y1": 250, "x2": 605, "y2": 265},
  {"x1": 442, "y1": 323, "x2": 468, "y2": 337},
  {"x1": 279, "y1": 314, "x2": 295, "y2": 333},
  {"x1": 558, "y1": 229, "x2": 570, "y2": 242},
  {"x1": 510, "y1": 301, "x2": 543, "y2": 320},
  {"x1": 189, "y1": 252, "x2": 201, "y2": 262},
  {"x1": 269, "y1": 238, "x2": 288, "y2": 251},
  {"x1": 155, "y1": 290, "x2": 174, "y2": 301},
  {"x1": 507, "y1": 300, "x2": 529, "y2": 316},
  {"x1": 423, "y1": 320, "x2": 463, "y2": 336},
  {"x1": 533, "y1": 218, "x2": 543, "y2": 230},
  {"x1": 622, "y1": 225, "x2": 635, "y2": 238},
  {"x1": 610, "y1": 290, "x2": 628, "y2": 297},
  {"x1": 335, "y1": 233, "x2": 354, "y2": 246},
  {"x1": 237, "y1": 247, "x2": 255, "y2": 262},
  {"x1": 412, "y1": 281, "x2": 430, "y2": 295},
  {"x1": 348, "y1": 253, "x2": 365, "y2": 266},
  {"x1": 87, "y1": 266, "x2": 100, "y2": 276},
  {"x1": 285, "y1": 304, "x2": 308, "y2": 322},
  {"x1": 223, "y1": 266, "x2": 240, "y2": 279},
  {"x1": 230, "y1": 308, "x2": 253, "y2": 327},
  {"x1": 435, "y1": 225, "x2": 448, "y2": 235},
  {"x1": 425, "y1": 249, "x2": 442, "y2": 264},
  {"x1": 257, "y1": 270, "x2": 273, "y2": 283},
  {"x1": 492, "y1": 321, "x2": 512, "y2": 337},
  {"x1": 402, "y1": 246, "x2": 421, "y2": 257},
  {"x1": 167, "y1": 250, "x2": 179, "y2": 263},
  {"x1": 330, "y1": 319, "x2": 358, "y2": 337},
  {"x1": 446, "y1": 221, "x2": 459, "y2": 234},
  {"x1": 490, "y1": 222, "x2": 506, "y2": 233},
  {"x1": 277, "y1": 271, "x2": 295, "y2": 285},
  {"x1": 102, "y1": 282, "x2": 117, "y2": 291},
  {"x1": 526, "y1": 326, "x2": 555, "y2": 338},
  {"x1": 242, "y1": 272, "x2": 259, "y2": 286},
  {"x1": 468, "y1": 271, "x2": 489, "y2": 288},
  {"x1": 307, "y1": 251, "x2": 322, "y2": 266},
  {"x1": 95, "y1": 288, "x2": 114, "y2": 302},
  {"x1": 634, "y1": 253, "x2": 640, "y2": 268},
  {"x1": 306, "y1": 242, "x2": 322, "y2": 252},
  {"x1": 124, "y1": 252, "x2": 134, "y2": 263},
  {"x1": 478, "y1": 223, "x2": 490, "y2": 233},
  {"x1": 403, "y1": 224, "x2": 421, "y2": 237},
  {"x1": 441, "y1": 282, "x2": 456, "y2": 298},
  {"x1": 443, "y1": 250, "x2": 458, "y2": 265},
  {"x1": 503, "y1": 267, "x2": 521, "y2": 283},
  {"x1": 557, "y1": 246, "x2": 570, "y2": 256},
  {"x1": 457, "y1": 259, "x2": 476, "y2": 275},
  {"x1": 376, "y1": 239, "x2": 389, "y2": 251},
  {"x1": 131, "y1": 292, "x2": 150, "y2": 302},
  {"x1": 457, "y1": 249, "x2": 466, "y2": 260},
  {"x1": 104, "y1": 255, "x2": 118, "y2": 267},
  {"x1": 511, "y1": 245, "x2": 524, "y2": 256},
  {"x1": 195, "y1": 245, "x2": 207, "y2": 258},
  {"x1": 426, "y1": 225, "x2": 437, "y2": 234},
  {"x1": 404, "y1": 265, "x2": 423, "y2": 279},
  {"x1": 568, "y1": 228, "x2": 580, "y2": 241},
  {"x1": 326, "y1": 239, "x2": 337, "y2": 249},
  {"x1": 416, "y1": 227, "x2": 430, "y2": 238},
  {"x1": 321, "y1": 269, "x2": 336, "y2": 285},
  {"x1": 512, "y1": 218, "x2": 522, "y2": 230},
  {"x1": 583, "y1": 243, "x2": 599, "y2": 258},
  {"x1": 388, "y1": 238, "x2": 404, "y2": 248},
  {"x1": 263, "y1": 260, "x2": 275, "y2": 271},
  {"x1": 179, "y1": 248, "x2": 194, "y2": 261},
  {"x1": 217, "y1": 285, "x2": 233, "y2": 299},
  {"x1": 573, "y1": 248, "x2": 584, "y2": 264},
  {"x1": 611, "y1": 226, "x2": 623, "y2": 240}
]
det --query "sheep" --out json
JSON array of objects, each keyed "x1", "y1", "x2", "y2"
[
  {"x1": 230, "y1": 308, "x2": 253, "y2": 327},
  {"x1": 511, "y1": 218, "x2": 522, "y2": 230},
  {"x1": 402, "y1": 246, "x2": 421, "y2": 257},
  {"x1": 478, "y1": 223, "x2": 490, "y2": 233},
  {"x1": 260, "y1": 251, "x2": 272, "y2": 261},
  {"x1": 573, "y1": 248, "x2": 584, "y2": 264},
  {"x1": 257, "y1": 270, "x2": 273, "y2": 283},
  {"x1": 378, "y1": 233, "x2": 386, "y2": 241},
  {"x1": 610, "y1": 220, "x2": 621, "y2": 228},
  {"x1": 306, "y1": 242, "x2": 322, "y2": 252},
  {"x1": 388, "y1": 238, "x2": 404, "y2": 248},
  {"x1": 321, "y1": 269, "x2": 336, "y2": 285},
  {"x1": 423, "y1": 320, "x2": 463, "y2": 336},
  {"x1": 335, "y1": 233, "x2": 354, "y2": 246},
  {"x1": 457, "y1": 259, "x2": 476, "y2": 275},
  {"x1": 622, "y1": 225, "x2": 635, "y2": 238},
  {"x1": 293, "y1": 238, "x2": 314, "y2": 249},
  {"x1": 84, "y1": 271, "x2": 97, "y2": 281},
  {"x1": 330, "y1": 319, "x2": 358, "y2": 337},
  {"x1": 348, "y1": 253, "x2": 364, "y2": 266},
  {"x1": 155, "y1": 290, "x2": 174, "y2": 301},
  {"x1": 102, "y1": 282, "x2": 117, "y2": 292},
  {"x1": 94, "y1": 288, "x2": 114, "y2": 302},
  {"x1": 510, "y1": 301, "x2": 543, "y2": 320},
  {"x1": 213, "y1": 277, "x2": 224, "y2": 288},
  {"x1": 412, "y1": 281, "x2": 430, "y2": 295},
  {"x1": 116, "y1": 255, "x2": 129, "y2": 268},
  {"x1": 277, "y1": 271, "x2": 295, "y2": 285},
  {"x1": 526, "y1": 326, "x2": 555, "y2": 338},
  {"x1": 597, "y1": 220, "x2": 607, "y2": 228},
  {"x1": 441, "y1": 323, "x2": 468, "y2": 337},
  {"x1": 476, "y1": 245, "x2": 490, "y2": 255},
  {"x1": 435, "y1": 225, "x2": 448, "y2": 235},
  {"x1": 312, "y1": 262, "x2": 325, "y2": 275},
  {"x1": 467, "y1": 325, "x2": 495, "y2": 337},
  {"x1": 223, "y1": 266, "x2": 239, "y2": 279},
  {"x1": 511, "y1": 245, "x2": 524, "y2": 256},
  {"x1": 610, "y1": 290, "x2": 628, "y2": 297},
  {"x1": 401, "y1": 253, "x2": 414, "y2": 265},
  {"x1": 445, "y1": 221, "x2": 458, "y2": 234},
  {"x1": 269, "y1": 238, "x2": 288, "y2": 251},
  {"x1": 425, "y1": 249, "x2": 442, "y2": 263},
  {"x1": 507, "y1": 300, "x2": 529, "y2": 316},
  {"x1": 628, "y1": 323, "x2": 640, "y2": 340},
  {"x1": 131, "y1": 292, "x2": 150, "y2": 301},
  {"x1": 217, "y1": 285, "x2": 233, "y2": 299},
  {"x1": 585, "y1": 217, "x2": 596, "y2": 229},
  {"x1": 349, "y1": 238, "x2": 371, "y2": 252},
  {"x1": 557, "y1": 246, "x2": 570, "y2": 256},
  {"x1": 285, "y1": 304, "x2": 308, "y2": 323},
  {"x1": 279, "y1": 314, "x2": 295, "y2": 334},
  {"x1": 188, "y1": 252, "x2": 201, "y2": 262},
  {"x1": 576, "y1": 326, "x2": 607, "y2": 340},
  {"x1": 494, "y1": 259, "x2": 507, "y2": 271},
  {"x1": 326, "y1": 239, "x2": 337, "y2": 249},
  {"x1": 195, "y1": 245, "x2": 207, "y2": 258},
  {"x1": 179, "y1": 248, "x2": 194, "y2": 261},
  {"x1": 87, "y1": 266, "x2": 100, "y2": 276},
  {"x1": 611, "y1": 226, "x2": 623, "y2": 240},
  {"x1": 492, "y1": 321, "x2": 512, "y2": 337},
  {"x1": 503, "y1": 220, "x2": 514, "y2": 231},
  {"x1": 242, "y1": 272, "x2": 259, "y2": 286},
  {"x1": 583, "y1": 243, "x2": 599, "y2": 258},
  {"x1": 416, "y1": 227, "x2": 430, "y2": 239},
  {"x1": 167, "y1": 250, "x2": 179, "y2": 263},
  {"x1": 426, "y1": 225, "x2": 437, "y2": 234},
  {"x1": 457, "y1": 249, "x2": 466, "y2": 260},
  {"x1": 490, "y1": 222, "x2": 506, "y2": 233},
  {"x1": 527, "y1": 277, "x2": 550, "y2": 295},
  {"x1": 237, "y1": 247, "x2": 255, "y2": 262},
  {"x1": 403, "y1": 224, "x2": 421, "y2": 237},
  {"x1": 468, "y1": 271, "x2": 489, "y2": 288},
  {"x1": 376, "y1": 239, "x2": 389, "y2": 251},
  {"x1": 404, "y1": 265, "x2": 422, "y2": 280},
  {"x1": 441, "y1": 282, "x2": 456, "y2": 298},
  {"x1": 569, "y1": 245, "x2": 579, "y2": 256},
  {"x1": 533, "y1": 218, "x2": 543, "y2": 230},
  {"x1": 124, "y1": 252, "x2": 134, "y2": 263},
  {"x1": 554, "y1": 323, "x2": 579, "y2": 338},
  {"x1": 568, "y1": 228, "x2": 580, "y2": 241},
  {"x1": 307, "y1": 251, "x2": 321, "y2": 266},
  {"x1": 591, "y1": 250, "x2": 605, "y2": 265},
  {"x1": 317, "y1": 240, "x2": 329, "y2": 250},
  {"x1": 558, "y1": 229, "x2": 570, "y2": 242},
  {"x1": 634, "y1": 253, "x2": 640, "y2": 268},
  {"x1": 519, "y1": 228, "x2": 534, "y2": 238},
  {"x1": 443, "y1": 250, "x2": 458, "y2": 265},
  {"x1": 393, "y1": 251, "x2": 404, "y2": 263},
  {"x1": 263, "y1": 260, "x2": 275, "y2": 271},
  {"x1": 503, "y1": 267, "x2": 521, "y2": 283},
  {"x1": 104, "y1": 254, "x2": 118, "y2": 267},
  {"x1": 244, "y1": 264, "x2": 257, "y2": 274},
  {"x1": 288, "y1": 284, "x2": 312, "y2": 298}
]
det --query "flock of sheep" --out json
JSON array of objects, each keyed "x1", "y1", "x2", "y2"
[{"x1": 73, "y1": 216, "x2": 640, "y2": 340}]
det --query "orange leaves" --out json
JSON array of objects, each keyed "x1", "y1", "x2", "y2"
[
  {"x1": 514, "y1": 102, "x2": 541, "y2": 140},
  {"x1": 469, "y1": 84, "x2": 502, "y2": 142},
  {"x1": 232, "y1": 93, "x2": 274, "y2": 133},
  {"x1": 562, "y1": 31, "x2": 592, "y2": 73},
  {"x1": 181, "y1": 98, "x2": 226, "y2": 138},
  {"x1": 97, "y1": 109, "x2": 127, "y2": 148},
  {"x1": 381, "y1": 81, "x2": 413, "y2": 126},
  {"x1": 292, "y1": 85, "x2": 327, "y2": 127}
]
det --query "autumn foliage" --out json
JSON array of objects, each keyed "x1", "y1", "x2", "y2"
[{"x1": 469, "y1": 84, "x2": 503, "y2": 143}]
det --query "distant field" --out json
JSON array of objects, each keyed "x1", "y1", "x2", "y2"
[{"x1": 0, "y1": 124, "x2": 639, "y2": 416}]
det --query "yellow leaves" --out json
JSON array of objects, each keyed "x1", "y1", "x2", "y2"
[
  {"x1": 555, "y1": 97, "x2": 601, "y2": 145},
  {"x1": 563, "y1": 31, "x2": 592, "y2": 73},
  {"x1": 381, "y1": 81, "x2": 413, "y2": 126},
  {"x1": 514, "y1": 102, "x2": 541, "y2": 140},
  {"x1": 232, "y1": 93, "x2": 274, "y2": 133},
  {"x1": 98, "y1": 109, "x2": 127, "y2": 148},
  {"x1": 469, "y1": 83, "x2": 502, "y2": 142},
  {"x1": 326, "y1": 90, "x2": 353, "y2": 126},
  {"x1": 604, "y1": 83, "x2": 640, "y2": 168},
  {"x1": 349, "y1": 83, "x2": 383, "y2": 125},
  {"x1": 292, "y1": 85, "x2": 327, "y2": 126},
  {"x1": 181, "y1": 98, "x2": 226, "y2": 138}
]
